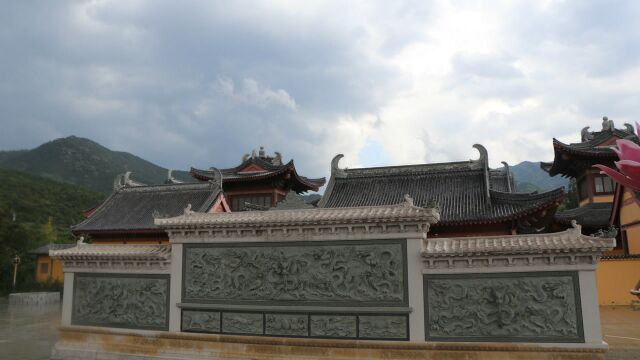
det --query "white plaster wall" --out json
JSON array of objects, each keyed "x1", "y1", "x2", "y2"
[
  {"x1": 406, "y1": 238, "x2": 425, "y2": 342},
  {"x1": 169, "y1": 243, "x2": 183, "y2": 332},
  {"x1": 61, "y1": 272, "x2": 74, "y2": 326},
  {"x1": 579, "y1": 270, "x2": 604, "y2": 344}
]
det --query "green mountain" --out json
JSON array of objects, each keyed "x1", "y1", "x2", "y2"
[
  {"x1": 510, "y1": 161, "x2": 569, "y2": 192},
  {"x1": 0, "y1": 168, "x2": 104, "y2": 240},
  {"x1": 0, "y1": 136, "x2": 191, "y2": 194}
]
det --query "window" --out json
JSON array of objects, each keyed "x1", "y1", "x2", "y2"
[
  {"x1": 39, "y1": 262, "x2": 49, "y2": 274},
  {"x1": 594, "y1": 175, "x2": 614, "y2": 194},
  {"x1": 230, "y1": 195, "x2": 273, "y2": 211}
]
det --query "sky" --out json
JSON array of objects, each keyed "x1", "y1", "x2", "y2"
[{"x1": 1, "y1": 1, "x2": 640, "y2": 183}]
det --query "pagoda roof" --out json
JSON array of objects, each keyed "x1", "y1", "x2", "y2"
[
  {"x1": 544, "y1": 123, "x2": 639, "y2": 177},
  {"x1": 190, "y1": 157, "x2": 325, "y2": 192},
  {"x1": 554, "y1": 202, "x2": 612, "y2": 229},
  {"x1": 72, "y1": 180, "x2": 223, "y2": 234},
  {"x1": 318, "y1": 146, "x2": 564, "y2": 227}
]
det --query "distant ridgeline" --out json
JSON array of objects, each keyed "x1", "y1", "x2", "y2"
[{"x1": 0, "y1": 136, "x2": 565, "y2": 195}]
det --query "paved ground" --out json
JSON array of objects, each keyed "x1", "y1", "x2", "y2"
[
  {"x1": 0, "y1": 299, "x2": 638, "y2": 359},
  {"x1": 601, "y1": 306, "x2": 640, "y2": 360}
]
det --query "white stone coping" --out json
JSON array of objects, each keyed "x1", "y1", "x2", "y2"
[
  {"x1": 154, "y1": 202, "x2": 440, "y2": 229},
  {"x1": 49, "y1": 244, "x2": 171, "y2": 261},
  {"x1": 421, "y1": 223, "x2": 615, "y2": 258}
]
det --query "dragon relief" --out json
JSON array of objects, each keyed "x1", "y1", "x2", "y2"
[
  {"x1": 183, "y1": 242, "x2": 405, "y2": 304},
  {"x1": 425, "y1": 274, "x2": 581, "y2": 341},
  {"x1": 73, "y1": 275, "x2": 168, "y2": 329}
]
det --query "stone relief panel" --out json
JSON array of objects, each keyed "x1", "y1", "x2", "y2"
[
  {"x1": 222, "y1": 312, "x2": 263, "y2": 334},
  {"x1": 183, "y1": 241, "x2": 406, "y2": 305},
  {"x1": 265, "y1": 314, "x2": 308, "y2": 336},
  {"x1": 424, "y1": 272, "x2": 584, "y2": 342},
  {"x1": 72, "y1": 274, "x2": 169, "y2": 330},
  {"x1": 359, "y1": 315, "x2": 408, "y2": 339},
  {"x1": 310, "y1": 315, "x2": 357, "y2": 338},
  {"x1": 182, "y1": 310, "x2": 220, "y2": 333}
]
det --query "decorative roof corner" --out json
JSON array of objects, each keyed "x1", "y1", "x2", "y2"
[
  {"x1": 113, "y1": 171, "x2": 145, "y2": 190},
  {"x1": 473, "y1": 144, "x2": 491, "y2": 206},
  {"x1": 501, "y1": 161, "x2": 513, "y2": 192},
  {"x1": 165, "y1": 170, "x2": 184, "y2": 184},
  {"x1": 331, "y1": 154, "x2": 347, "y2": 178}
]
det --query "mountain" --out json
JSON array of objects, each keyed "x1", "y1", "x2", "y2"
[
  {"x1": 0, "y1": 168, "x2": 104, "y2": 241},
  {"x1": 0, "y1": 136, "x2": 191, "y2": 194},
  {"x1": 0, "y1": 136, "x2": 567, "y2": 196},
  {"x1": 510, "y1": 161, "x2": 569, "y2": 192}
]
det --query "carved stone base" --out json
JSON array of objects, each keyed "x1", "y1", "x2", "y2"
[{"x1": 51, "y1": 326, "x2": 607, "y2": 360}]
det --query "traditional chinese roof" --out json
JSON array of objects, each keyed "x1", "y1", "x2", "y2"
[
  {"x1": 271, "y1": 191, "x2": 315, "y2": 210},
  {"x1": 543, "y1": 121, "x2": 639, "y2": 177},
  {"x1": 50, "y1": 244, "x2": 171, "y2": 262},
  {"x1": 72, "y1": 181, "x2": 223, "y2": 234},
  {"x1": 155, "y1": 199, "x2": 440, "y2": 229},
  {"x1": 318, "y1": 145, "x2": 564, "y2": 227},
  {"x1": 555, "y1": 202, "x2": 613, "y2": 228},
  {"x1": 421, "y1": 222, "x2": 615, "y2": 258},
  {"x1": 190, "y1": 148, "x2": 325, "y2": 192},
  {"x1": 29, "y1": 243, "x2": 76, "y2": 256}
]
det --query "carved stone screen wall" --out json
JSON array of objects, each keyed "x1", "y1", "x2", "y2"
[
  {"x1": 181, "y1": 240, "x2": 409, "y2": 340},
  {"x1": 423, "y1": 271, "x2": 584, "y2": 343},
  {"x1": 182, "y1": 240, "x2": 408, "y2": 306},
  {"x1": 72, "y1": 273, "x2": 170, "y2": 331}
]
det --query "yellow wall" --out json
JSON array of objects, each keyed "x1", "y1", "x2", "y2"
[
  {"x1": 35, "y1": 255, "x2": 64, "y2": 283},
  {"x1": 592, "y1": 194, "x2": 614, "y2": 203},
  {"x1": 596, "y1": 258, "x2": 640, "y2": 305}
]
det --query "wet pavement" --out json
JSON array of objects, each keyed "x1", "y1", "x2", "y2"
[{"x1": 0, "y1": 298, "x2": 638, "y2": 360}]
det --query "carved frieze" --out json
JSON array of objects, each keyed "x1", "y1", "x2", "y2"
[
  {"x1": 359, "y1": 315, "x2": 408, "y2": 339},
  {"x1": 72, "y1": 274, "x2": 169, "y2": 330},
  {"x1": 265, "y1": 314, "x2": 308, "y2": 336},
  {"x1": 222, "y1": 312, "x2": 263, "y2": 334},
  {"x1": 424, "y1": 272, "x2": 583, "y2": 342},
  {"x1": 310, "y1": 315, "x2": 357, "y2": 338},
  {"x1": 183, "y1": 241, "x2": 407, "y2": 306},
  {"x1": 182, "y1": 310, "x2": 220, "y2": 333}
]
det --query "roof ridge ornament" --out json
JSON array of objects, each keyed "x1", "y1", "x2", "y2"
[
  {"x1": 165, "y1": 169, "x2": 184, "y2": 184},
  {"x1": 473, "y1": 144, "x2": 491, "y2": 206},
  {"x1": 331, "y1": 154, "x2": 347, "y2": 178},
  {"x1": 113, "y1": 171, "x2": 140, "y2": 190},
  {"x1": 206, "y1": 167, "x2": 223, "y2": 188},
  {"x1": 581, "y1": 126, "x2": 594, "y2": 142},
  {"x1": 501, "y1": 161, "x2": 513, "y2": 192},
  {"x1": 273, "y1": 152, "x2": 283, "y2": 166},
  {"x1": 403, "y1": 194, "x2": 414, "y2": 207},
  {"x1": 624, "y1": 123, "x2": 635, "y2": 135},
  {"x1": 602, "y1": 116, "x2": 614, "y2": 131},
  {"x1": 184, "y1": 203, "x2": 194, "y2": 216}
]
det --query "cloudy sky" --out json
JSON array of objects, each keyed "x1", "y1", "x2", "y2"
[{"x1": 1, "y1": 1, "x2": 639, "y2": 183}]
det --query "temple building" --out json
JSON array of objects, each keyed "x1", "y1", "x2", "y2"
[
  {"x1": 319, "y1": 144, "x2": 565, "y2": 237},
  {"x1": 542, "y1": 117, "x2": 640, "y2": 305},
  {"x1": 190, "y1": 147, "x2": 325, "y2": 211},
  {"x1": 71, "y1": 178, "x2": 228, "y2": 244},
  {"x1": 29, "y1": 243, "x2": 75, "y2": 282}
]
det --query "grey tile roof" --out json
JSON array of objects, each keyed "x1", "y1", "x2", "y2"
[
  {"x1": 421, "y1": 222, "x2": 615, "y2": 258},
  {"x1": 155, "y1": 201, "x2": 440, "y2": 229},
  {"x1": 29, "y1": 243, "x2": 76, "y2": 255},
  {"x1": 555, "y1": 202, "x2": 612, "y2": 228},
  {"x1": 50, "y1": 244, "x2": 170, "y2": 261},
  {"x1": 72, "y1": 182, "x2": 222, "y2": 233},
  {"x1": 319, "y1": 159, "x2": 564, "y2": 226}
]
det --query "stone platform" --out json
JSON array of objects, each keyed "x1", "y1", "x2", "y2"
[
  {"x1": 52, "y1": 326, "x2": 607, "y2": 360},
  {"x1": 9, "y1": 292, "x2": 60, "y2": 305}
]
